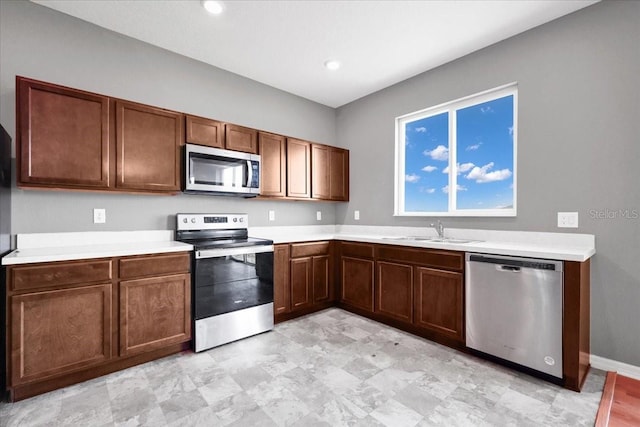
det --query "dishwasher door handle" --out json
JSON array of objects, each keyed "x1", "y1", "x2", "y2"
[{"x1": 499, "y1": 265, "x2": 521, "y2": 272}]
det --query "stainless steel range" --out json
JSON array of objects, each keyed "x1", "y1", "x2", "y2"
[{"x1": 176, "y1": 213, "x2": 274, "y2": 352}]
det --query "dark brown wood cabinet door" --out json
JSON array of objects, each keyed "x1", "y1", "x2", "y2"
[
  {"x1": 225, "y1": 124, "x2": 257, "y2": 154},
  {"x1": 340, "y1": 256, "x2": 375, "y2": 312},
  {"x1": 376, "y1": 261, "x2": 413, "y2": 323},
  {"x1": 274, "y1": 244, "x2": 291, "y2": 315},
  {"x1": 329, "y1": 148, "x2": 349, "y2": 201},
  {"x1": 185, "y1": 115, "x2": 224, "y2": 148},
  {"x1": 17, "y1": 77, "x2": 110, "y2": 189},
  {"x1": 414, "y1": 267, "x2": 463, "y2": 342},
  {"x1": 287, "y1": 139, "x2": 311, "y2": 198},
  {"x1": 290, "y1": 257, "x2": 312, "y2": 310},
  {"x1": 313, "y1": 255, "x2": 331, "y2": 303},
  {"x1": 119, "y1": 273, "x2": 191, "y2": 357},
  {"x1": 115, "y1": 101, "x2": 183, "y2": 192},
  {"x1": 259, "y1": 132, "x2": 287, "y2": 197},
  {"x1": 10, "y1": 283, "x2": 113, "y2": 386},
  {"x1": 311, "y1": 144, "x2": 330, "y2": 199}
]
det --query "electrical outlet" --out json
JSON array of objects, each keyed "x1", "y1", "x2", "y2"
[
  {"x1": 354, "y1": 210, "x2": 360, "y2": 221},
  {"x1": 93, "y1": 208, "x2": 106, "y2": 224},
  {"x1": 557, "y1": 212, "x2": 578, "y2": 228},
  {"x1": 316, "y1": 211, "x2": 322, "y2": 221},
  {"x1": 268, "y1": 210, "x2": 275, "y2": 221}
]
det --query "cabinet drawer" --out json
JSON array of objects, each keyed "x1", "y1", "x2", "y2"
[
  {"x1": 376, "y1": 245, "x2": 463, "y2": 271},
  {"x1": 119, "y1": 253, "x2": 190, "y2": 279},
  {"x1": 340, "y1": 242, "x2": 374, "y2": 259},
  {"x1": 290, "y1": 241, "x2": 330, "y2": 258},
  {"x1": 10, "y1": 259, "x2": 113, "y2": 292}
]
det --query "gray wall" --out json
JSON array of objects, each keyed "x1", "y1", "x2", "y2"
[
  {"x1": 336, "y1": 1, "x2": 640, "y2": 367},
  {"x1": 0, "y1": 0, "x2": 338, "y2": 232}
]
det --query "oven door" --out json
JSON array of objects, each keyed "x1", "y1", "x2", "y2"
[
  {"x1": 185, "y1": 144, "x2": 260, "y2": 196},
  {"x1": 194, "y1": 245, "x2": 274, "y2": 320}
]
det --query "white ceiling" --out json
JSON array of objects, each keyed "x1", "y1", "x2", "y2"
[{"x1": 31, "y1": 0, "x2": 598, "y2": 108}]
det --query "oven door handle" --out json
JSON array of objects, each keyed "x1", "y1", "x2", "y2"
[{"x1": 195, "y1": 245, "x2": 274, "y2": 259}]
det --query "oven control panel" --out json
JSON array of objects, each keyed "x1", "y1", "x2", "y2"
[{"x1": 177, "y1": 213, "x2": 248, "y2": 230}]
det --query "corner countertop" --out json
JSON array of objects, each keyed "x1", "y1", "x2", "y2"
[
  {"x1": 250, "y1": 225, "x2": 596, "y2": 262},
  {"x1": 1, "y1": 231, "x2": 193, "y2": 266},
  {"x1": 1, "y1": 225, "x2": 596, "y2": 265}
]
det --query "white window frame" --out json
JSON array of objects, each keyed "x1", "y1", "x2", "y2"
[{"x1": 394, "y1": 83, "x2": 517, "y2": 217}]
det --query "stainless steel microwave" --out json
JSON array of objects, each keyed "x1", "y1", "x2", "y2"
[{"x1": 184, "y1": 143, "x2": 260, "y2": 197}]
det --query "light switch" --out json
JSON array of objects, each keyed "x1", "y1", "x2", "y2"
[
  {"x1": 268, "y1": 210, "x2": 275, "y2": 221},
  {"x1": 316, "y1": 211, "x2": 322, "y2": 221},
  {"x1": 93, "y1": 208, "x2": 106, "y2": 224},
  {"x1": 557, "y1": 212, "x2": 578, "y2": 228},
  {"x1": 354, "y1": 210, "x2": 360, "y2": 221}
]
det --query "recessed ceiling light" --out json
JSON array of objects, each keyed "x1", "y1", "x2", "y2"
[
  {"x1": 202, "y1": 0, "x2": 224, "y2": 15},
  {"x1": 324, "y1": 60, "x2": 341, "y2": 71}
]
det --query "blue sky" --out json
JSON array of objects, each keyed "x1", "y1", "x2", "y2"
[{"x1": 404, "y1": 95, "x2": 514, "y2": 212}]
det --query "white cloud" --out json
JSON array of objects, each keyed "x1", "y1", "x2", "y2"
[
  {"x1": 465, "y1": 162, "x2": 512, "y2": 183},
  {"x1": 423, "y1": 145, "x2": 449, "y2": 161},
  {"x1": 442, "y1": 184, "x2": 467, "y2": 194},
  {"x1": 466, "y1": 142, "x2": 482, "y2": 151},
  {"x1": 459, "y1": 162, "x2": 475, "y2": 173},
  {"x1": 421, "y1": 165, "x2": 438, "y2": 172},
  {"x1": 405, "y1": 174, "x2": 420, "y2": 183},
  {"x1": 443, "y1": 162, "x2": 475, "y2": 175},
  {"x1": 415, "y1": 126, "x2": 427, "y2": 133},
  {"x1": 420, "y1": 187, "x2": 436, "y2": 194},
  {"x1": 508, "y1": 126, "x2": 514, "y2": 136},
  {"x1": 480, "y1": 106, "x2": 494, "y2": 114}
]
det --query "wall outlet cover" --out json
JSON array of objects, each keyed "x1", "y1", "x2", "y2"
[
  {"x1": 316, "y1": 211, "x2": 322, "y2": 221},
  {"x1": 268, "y1": 210, "x2": 275, "y2": 221},
  {"x1": 93, "y1": 208, "x2": 106, "y2": 224},
  {"x1": 557, "y1": 212, "x2": 579, "y2": 228},
  {"x1": 354, "y1": 210, "x2": 360, "y2": 221}
]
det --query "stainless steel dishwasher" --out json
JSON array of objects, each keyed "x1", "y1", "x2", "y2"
[{"x1": 465, "y1": 253, "x2": 563, "y2": 378}]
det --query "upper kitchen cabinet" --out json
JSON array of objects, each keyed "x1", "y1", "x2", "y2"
[
  {"x1": 225, "y1": 124, "x2": 258, "y2": 154},
  {"x1": 259, "y1": 132, "x2": 287, "y2": 197},
  {"x1": 16, "y1": 77, "x2": 110, "y2": 189},
  {"x1": 185, "y1": 115, "x2": 224, "y2": 149},
  {"x1": 287, "y1": 138, "x2": 311, "y2": 198},
  {"x1": 311, "y1": 144, "x2": 330, "y2": 199},
  {"x1": 311, "y1": 144, "x2": 349, "y2": 201},
  {"x1": 115, "y1": 101, "x2": 183, "y2": 192},
  {"x1": 16, "y1": 77, "x2": 183, "y2": 194},
  {"x1": 329, "y1": 147, "x2": 349, "y2": 201}
]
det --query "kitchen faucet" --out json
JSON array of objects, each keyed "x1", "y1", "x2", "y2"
[{"x1": 430, "y1": 220, "x2": 445, "y2": 238}]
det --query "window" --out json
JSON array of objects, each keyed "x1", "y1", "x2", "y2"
[{"x1": 395, "y1": 84, "x2": 517, "y2": 216}]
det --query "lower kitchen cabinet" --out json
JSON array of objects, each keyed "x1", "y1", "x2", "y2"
[
  {"x1": 9, "y1": 283, "x2": 113, "y2": 386},
  {"x1": 414, "y1": 266, "x2": 464, "y2": 342},
  {"x1": 290, "y1": 257, "x2": 313, "y2": 310},
  {"x1": 340, "y1": 256, "x2": 375, "y2": 312},
  {"x1": 274, "y1": 244, "x2": 291, "y2": 315},
  {"x1": 119, "y1": 273, "x2": 191, "y2": 357},
  {"x1": 274, "y1": 241, "x2": 335, "y2": 322},
  {"x1": 312, "y1": 255, "x2": 331, "y2": 303},
  {"x1": 4, "y1": 251, "x2": 191, "y2": 401},
  {"x1": 376, "y1": 261, "x2": 413, "y2": 323}
]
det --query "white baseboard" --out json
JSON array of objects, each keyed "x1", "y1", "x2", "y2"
[{"x1": 591, "y1": 354, "x2": 640, "y2": 380}]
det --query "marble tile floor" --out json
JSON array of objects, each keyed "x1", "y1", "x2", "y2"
[{"x1": 0, "y1": 308, "x2": 605, "y2": 427}]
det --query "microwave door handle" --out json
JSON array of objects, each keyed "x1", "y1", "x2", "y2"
[{"x1": 246, "y1": 160, "x2": 252, "y2": 188}]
